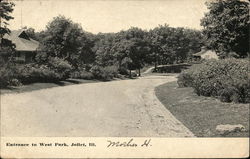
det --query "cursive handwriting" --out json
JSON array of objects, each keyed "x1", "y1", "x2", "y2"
[{"x1": 107, "y1": 138, "x2": 151, "y2": 147}]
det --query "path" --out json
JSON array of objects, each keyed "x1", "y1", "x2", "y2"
[{"x1": 1, "y1": 75, "x2": 194, "y2": 137}]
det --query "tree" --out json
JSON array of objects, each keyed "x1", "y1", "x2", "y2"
[
  {"x1": 0, "y1": 0, "x2": 14, "y2": 38},
  {"x1": 93, "y1": 33, "x2": 116, "y2": 66},
  {"x1": 121, "y1": 27, "x2": 150, "y2": 76},
  {"x1": 36, "y1": 15, "x2": 94, "y2": 69},
  {"x1": 149, "y1": 25, "x2": 202, "y2": 65},
  {"x1": 201, "y1": 0, "x2": 249, "y2": 58},
  {"x1": 0, "y1": 0, "x2": 15, "y2": 63},
  {"x1": 24, "y1": 27, "x2": 43, "y2": 41}
]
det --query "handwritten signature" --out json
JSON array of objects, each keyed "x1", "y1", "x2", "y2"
[{"x1": 107, "y1": 138, "x2": 151, "y2": 147}]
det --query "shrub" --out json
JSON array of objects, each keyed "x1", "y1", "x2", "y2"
[
  {"x1": 118, "y1": 67, "x2": 129, "y2": 75},
  {"x1": 90, "y1": 65, "x2": 119, "y2": 80},
  {"x1": 17, "y1": 64, "x2": 63, "y2": 83},
  {"x1": 90, "y1": 65, "x2": 102, "y2": 78},
  {"x1": 0, "y1": 63, "x2": 19, "y2": 88},
  {"x1": 8, "y1": 78, "x2": 22, "y2": 87},
  {"x1": 48, "y1": 57, "x2": 72, "y2": 79},
  {"x1": 178, "y1": 58, "x2": 250, "y2": 103},
  {"x1": 70, "y1": 69, "x2": 94, "y2": 80},
  {"x1": 0, "y1": 58, "x2": 72, "y2": 88},
  {"x1": 100, "y1": 65, "x2": 118, "y2": 80}
]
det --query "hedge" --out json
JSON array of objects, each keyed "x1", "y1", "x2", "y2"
[{"x1": 177, "y1": 58, "x2": 250, "y2": 103}]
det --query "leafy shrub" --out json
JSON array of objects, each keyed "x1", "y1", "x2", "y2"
[
  {"x1": 90, "y1": 65, "x2": 102, "y2": 78},
  {"x1": 0, "y1": 63, "x2": 19, "y2": 88},
  {"x1": 8, "y1": 78, "x2": 22, "y2": 86},
  {"x1": 118, "y1": 66, "x2": 129, "y2": 75},
  {"x1": 177, "y1": 71, "x2": 193, "y2": 87},
  {"x1": 70, "y1": 69, "x2": 94, "y2": 80},
  {"x1": 90, "y1": 65, "x2": 118, "y2": 80},
  {"x1": 47, "y1": 57, "x2": 72, "y2": 79},
  {"x1": 0, "y1": 58, "x2": 72, "y2": 87},
  {"x1": 17, "y1": 64, "x2": 63, "y2": 83},
  {"x1": 100, "y1": 65, "x2": 118, "y2": 80},
  {"x1": 178, "y1": 58, "x2": 250, "y2": 103}
]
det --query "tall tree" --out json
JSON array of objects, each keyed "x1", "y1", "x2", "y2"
[
  {"x1": 201, "y1": 0, "x2": 249, "y2": 58},
  {"x1": 37, "y1": 15, "x2": 94, "y2": 68},
  {"x1": 122, "y1": 27, "x2": 150, "y2": 76},
  {"x1": 0, "y1": 0, "x2": 15, "y2": 63},
  {"x1": 149, "y1": 25, "x2": 202, "y2": 65},
  {"x1": 0, "y1": 0, "x2": 14, "y2": 38}
]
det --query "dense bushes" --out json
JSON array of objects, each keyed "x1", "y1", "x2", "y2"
[
  {"x1": 0, "y1": 60, "x2": 124, "y2": 88},
  {"x1": 71, "y1": 65, "x2": 119, "y2": 81},
  {"x1": 0, "y1": 64, "x2": 19, "y2": 87},
  {"x1": 178, "y1": 58, "x2": 250, "y2": 103},
  {"x1": 0, "y1": 58, "x2": 73, "y2": 88},
  {"x1": 90, "y1": 65, "x2": 119, "y2": 80},
  {"x1": 70, "y1": 69, "x2": 94, "y2": 80},
  {"x1": 15, "y1": 58, "x2": 72, "y2": 84}
]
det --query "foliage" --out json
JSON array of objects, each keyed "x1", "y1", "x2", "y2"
[
  {"x1": 16, "y1": 58, "x2": 72, "y2": 84},
  {"x1": 201, "y1": 0, "x2": 250, "y2": 58},
  {"x1": 178, "y1": 58, "x2": 250, "y2": 103},
  {"x1": 148, "y1": 25, "x2": 203, "y2": 65},
  {"x1": 94, "y1": 27, "x2": 149, "y2": 76},
  {"x1": 0, "y1": 57, "x2": 72, "y2": 88},
  {"x1": 37, "y1": 15, "x2": 95, "y2": 69},
  {"x1": 24, "y1": 27, "x2": 44, "y2": 42},
  {"x1": 0, "y1": 63, "x2": 17, "y2": 87},
  {"x1": 0, "y1": 0, "x2": 15, "y2": 64},
  {"x1": 17, "y1": 64, "x2": 62, "y2": 83},
  {"x1": 0, "y1": 0, "x2": 15, "y2": 36},
  {"x1": 0, "y1": 39, "x2": 15, "y2": 63},
  {"x1": 90, "y1": 65, "x2": 118, "y2": 80},
  {"x1": 70, "y1": 69, "x2": 94, "y2": 80}
]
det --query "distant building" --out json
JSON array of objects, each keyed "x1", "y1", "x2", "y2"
[
  {"x1": 3, "y1": 29, "x2": 40, "y2": 62},
  {"x1": 193, "y1": 47, "x2": 219, "y2": 60}
]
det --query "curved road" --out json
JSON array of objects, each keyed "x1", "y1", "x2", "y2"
[{"x1": 1, "y1": 75, "x2": 194, "y2": 137}]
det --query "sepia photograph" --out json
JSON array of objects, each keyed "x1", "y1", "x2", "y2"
[{"x1": 0, "y1": 0, "x2": 249, "y2": 158}]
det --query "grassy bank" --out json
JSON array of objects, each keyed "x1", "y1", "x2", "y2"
[
  {"x1": 0, "y1": 79, "x2": 99, "y2": 95},
  {"x1": 155, "y1": 81, "x2": 249, "y2": 137}
]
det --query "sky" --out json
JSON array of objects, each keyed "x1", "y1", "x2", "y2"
[{"x1": 8, "y1": 0, "x2": 208, "y2": 33}]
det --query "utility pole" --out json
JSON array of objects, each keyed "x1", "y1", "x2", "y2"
[{"x1": 20, "y1": 0, "x2": 23, "y2": 28}]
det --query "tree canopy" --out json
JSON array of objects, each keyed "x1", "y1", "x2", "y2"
[
  {"x1": 0, "y1": 0, "x2": 14, "y2": 36},
  {"x1": 36, "y1": 16, "x2": 95, "y2": 69},
  {"x1": 0, "y1": 0, "x2": 15, "y2": 63},
  {"x1": 201, "y1": 0, "x2": 250, "y2": 58}
]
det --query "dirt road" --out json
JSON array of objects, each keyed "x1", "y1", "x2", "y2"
[{"x1": 1, "y1": 75, "x2": 194, "y2": 137}]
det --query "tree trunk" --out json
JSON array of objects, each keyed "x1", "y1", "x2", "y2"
[
  {"x1": 138, "y1": 68, "x2": 141, "y2": 76},
  {"x1": 129, "y1": 70, "x2": 132, "y2": 78},
  {"x1": 154, "y1": 52, "x2": 157, "y2": 70}
]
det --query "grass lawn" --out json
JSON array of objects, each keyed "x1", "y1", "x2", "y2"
[
  {"x1": 0, "y1": 78, "x2": 99, "y2": 95},
  {"x1": 155, "y1": 81, "x2": 249, "y2": 137}
]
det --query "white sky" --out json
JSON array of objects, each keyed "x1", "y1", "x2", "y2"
[{"x1": 8, "y1": 0, "x2": 208, "y2": 33}]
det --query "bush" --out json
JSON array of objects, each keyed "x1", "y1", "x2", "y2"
[
  {"x1": 90, "y1": 65, "x2": 118, "y2": 80},
  {"x1": 17, "y1": 64, "x2": 64, "y2": 83},
  {"x1": 48, "y1": 57, "x2": 72, "y2": 79},
  {"x1": 70, "y1": 69, "x2": 94, "y2": 80},
  {"x1": 178, "y1": 58, "x2": 250, "y2": 103},
  {"x1": 0, "y1": 63, "x2": 19, "y2": 88},
  {"x1": 118, "y1": 67, "x2": 129, "y2": 75},
  {"x1": 0, "y1": 58, "x2": 73, "y2": 87},
  {"x1": 100, "y1": 65, "x2": 118, "y2": 80}
]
